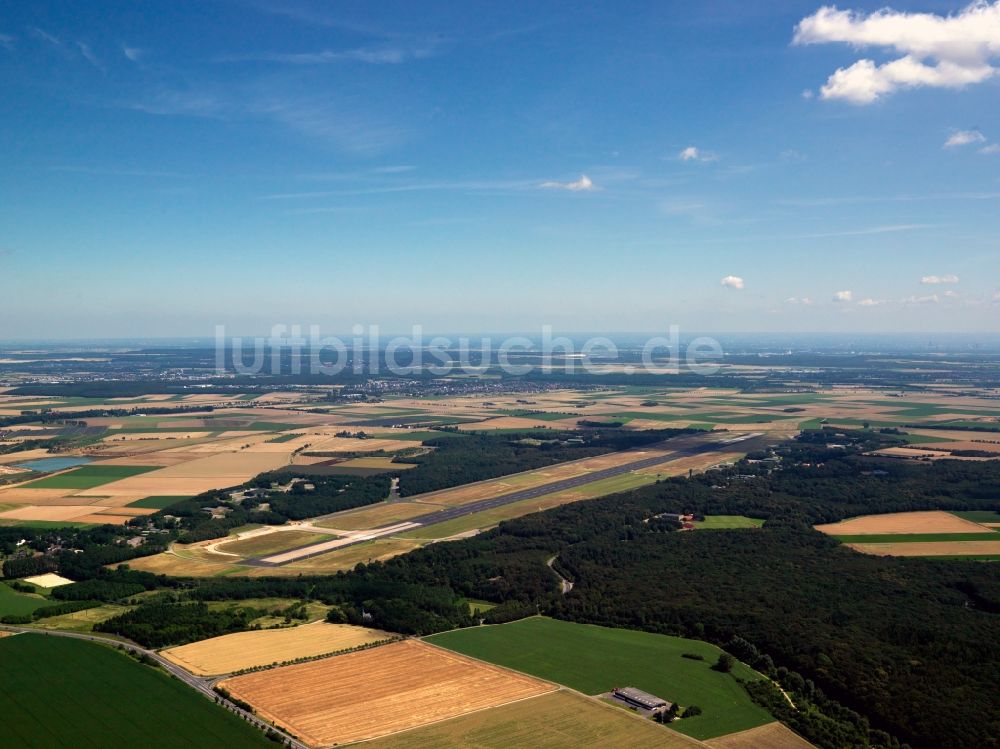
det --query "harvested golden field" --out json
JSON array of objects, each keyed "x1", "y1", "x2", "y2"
[
  {"x1": 872, "y1": 447, "x2": 958, "y2": 460},
  {"x1": 907, "y1": 428, "x2": 1000, "y2": 443},
  {"x1": 74, "y1": 451, "x2": 292, "y2": 497},
  {"x1": 362, "y1": 689, "x2": 706, "y2": 749},
  {"x1": 847, "y1": 540, "x2": 1000, "y2": 557},
  {"x1": 706, "y1": 722, "x2": 815, "y2": 749},
  {"x1": 0, "y1": 449, "x2": 54, "y2": 465},
  {"x1": 455, "y1": 416, "x2": 562, "y2": 431},
  {"x1": 620, "y1": 418, "x2": 690, "y2": 430},
  {"x1": 815, "y1": 511, "x2": 992, "y2": 536},
  {"x1": 161, "y1": 621, "x2": 392, "y2": 676},
  {"x1": 302, "y1": 436, "x2": 418, "y2": 454},
  {"x1": 337, "y1": 456, "x2": 414, "y2": 469},
  {"x1": 218, "y1": 640, "x2": 556, "y2": 747},
  {"x1": 0, "y1": 487, "x2": 77, "y2": 504},
  {"x1": 22, "y1": 573, "x2": 74, "y2": 588},
  {"x1": 69, "y1": 514, "x2": 130, "y2": 525},
  {"x1": 0, "y1": 505, "x2": 105, "y2": 522},
  {"x1": 101, "y1": 432, "x2": 212, "y2": 441}
]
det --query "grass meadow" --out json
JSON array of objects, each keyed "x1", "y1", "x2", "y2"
[{"x1": 426, "y1": 617, "x2": 772, "y2": 740}]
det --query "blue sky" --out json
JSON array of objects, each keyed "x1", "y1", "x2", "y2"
[{"x1": 1, "y1": 0, "x2": 998, "y2": 338}]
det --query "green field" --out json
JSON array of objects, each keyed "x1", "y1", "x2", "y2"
[
  {"x1": 32, "y1": 603, "x2": 133, "y2": 632},
  {"x1": 0, "y1": 583, "x2": 52, "y2": 618},
  {"x1": 21, "y1": 465, "x2": 158, "y2": 490},
  {"x1": 898, "y1": 432, "x2": 958, "y2": 445},
  {"x1": 426, "y1": 617, "x2": 773, "y2": 740},
  {"x1": 0, "y1": 634, "x2": 274, "y2": 748},
  {"x1": 835, "y1": 531, "x2": 999, "y2": 543},
  {"x1": 127, "y1": 496, "x2": 192, "y2": 510},
  {"x1": 465, "y1": 598, "x2": 497, "y2": 614},
  {"x1": 951, "y1": 511, "x2": 1000, "y2": 524},
  {"x1": 694, "y1": 515, "x2": 765, "y2": 529}
]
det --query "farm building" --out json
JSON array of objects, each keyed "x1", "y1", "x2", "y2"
[
  {"x1": 653, "y1": 512, "x2": 694, "y2": 523},
  {"x1": 612, "y1": 686, "x2": 671, "y2": 712}
]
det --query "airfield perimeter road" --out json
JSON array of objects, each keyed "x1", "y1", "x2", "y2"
[
  {"x1": 245, "y1": 434, "x2": 763, "y2": 568},
  {"x1": 0, "y1": 625, "x2": 311, "y2": 749}
]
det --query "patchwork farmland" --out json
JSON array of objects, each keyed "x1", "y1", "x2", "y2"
[
  {"x1": 360, "y1": 689, "x2": 708, "y2": 749},
  {"x1": 217, "y1": 639, "x2": 557, "y2": 746},
  {"x1": 816, "y1": 510, "x2": 1000, "y2": 558},
  {"x1": 3, "y1": 383, "x2": 998, "y2": 539}
]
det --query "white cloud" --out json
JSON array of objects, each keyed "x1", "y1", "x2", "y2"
[
  {"x1": 943, "y1": 289, "x2": 960, "y2": 298},
  {"x1": 921, "y1": 274, "x2": 959, "y2": 284},
  {"x1": 993, "y1": 290, "x2": 1000, "y2": 302},
  {"x1": 679, "y1": 146, "x2": 718, "y2": 162},
  {"x1": 903, "y1": 293, "x2": 940, "y2": 304},
  {"x1": 833, "y1": 290, "x2": 853, "y2": 302},
  {"x1": 794, "y1": 2, "x2": 1000, "y2": 103},
  {"x1": 981, "y1": 143, "x2": 1000, "y2": 154},
  {"x1": 539, "y1": 174, "x2": 595, "y2": 191},
  {"x1": 721, "y1": 275, "x2": 745, "y2": 289},
  {"x1": 123, "y1": 45, "x2": 143, "y2": 62},
  {"x1": 858, "y1": 297, "x2": 884, "y2": 306},
  {"x1": 945, "y1": 129, "x2": 987, "y2": 148},
  {"x1": 785, "y1": 296, "x2": 812, "y2": 304}
]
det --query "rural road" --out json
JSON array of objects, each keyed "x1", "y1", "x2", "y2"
[
  {"x1": 245, "y1": 434, "x2": 761, "y2": 567},
  {"x1": 0, "y1": 625, "x2": 309, "y2": 749}
]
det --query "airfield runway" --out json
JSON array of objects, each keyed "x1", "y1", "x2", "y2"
[{"x1": 244, "y1": 433, "x2": 761, "y2": 567}]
